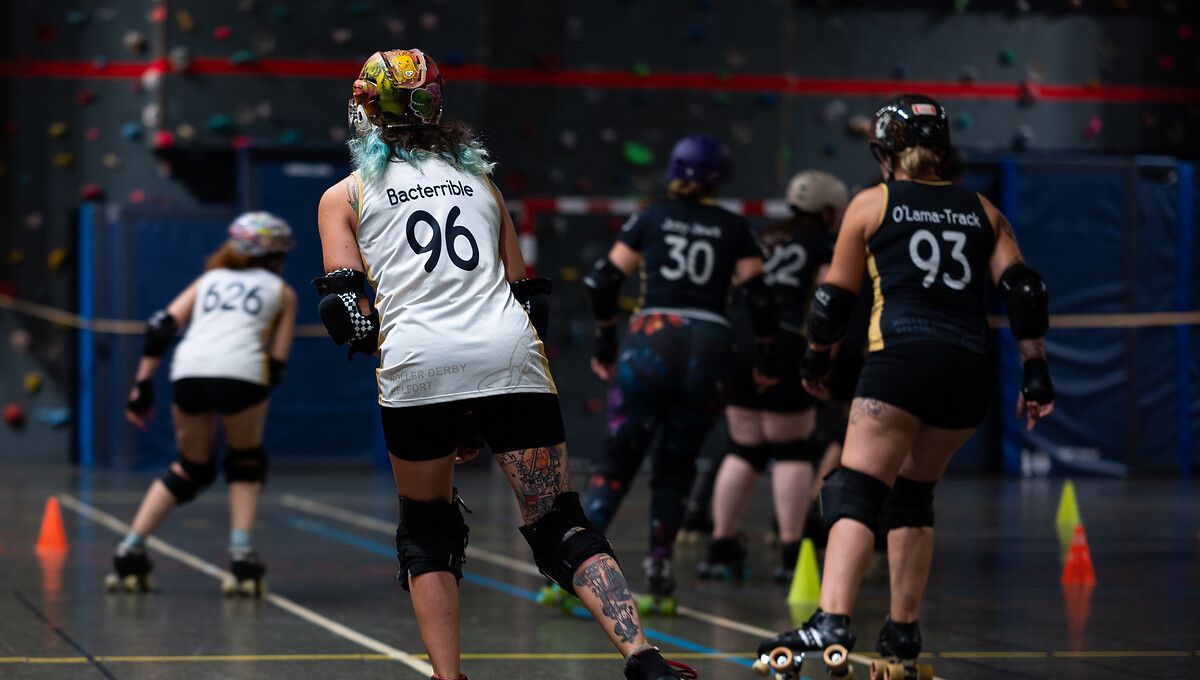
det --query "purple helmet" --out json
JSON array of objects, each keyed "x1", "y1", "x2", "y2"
[{"x1": 666, "y1": 134, "x2": 731, "y2": 189}]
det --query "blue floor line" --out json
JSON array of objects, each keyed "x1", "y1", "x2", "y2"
[{"x1": 287, "y1": 516, "x2": 754, "y2": 668}]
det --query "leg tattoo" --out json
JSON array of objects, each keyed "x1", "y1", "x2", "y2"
[
  {"x1": 573, "y1": 556, "x2": 641, "y2": 644},
  {"x1": 496, "y1": 445, "x2": 568, "y2": 523},
  {"x1": 849, "y1": 398, "x2": 888, "y2": 426}
]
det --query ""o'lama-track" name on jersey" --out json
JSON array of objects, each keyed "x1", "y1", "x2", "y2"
[
  {"x1": 387, "y1": 180, "x2": 476, "y2": 205},
  {"x1": 891, "y1": 204, "x2": 983, "y2": 228}
]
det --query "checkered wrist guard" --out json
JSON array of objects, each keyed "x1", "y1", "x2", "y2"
[{"x1": 314, "y1": 268, "x2": 378, "y2": 358}]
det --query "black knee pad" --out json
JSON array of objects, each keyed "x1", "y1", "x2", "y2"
[
  {"x1": 818, "y1": 467, "x2": 889, "y2": 535},
  {"x1": 395, "y1": 496, "x2": 469, "y2": 592},
  {"x1": 224, "y1": 446, "x2": 268, "y2": 485},
  {"x1": 160, "y1": 457, "x2": 217, "y2": 504},
  {"x1": 770, "y1": 438, "x2": 823, "y2": 465},
  {"x1": 729, "y1": 441, "x2": 771, "y2": 473},
  {"x1": 879, "y1": 477, "x2": 935, "y2": 531},
  {"x1": 519, "y1": 491, "x2": 616, "y2": 597}
]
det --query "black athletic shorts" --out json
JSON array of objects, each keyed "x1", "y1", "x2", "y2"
[
  {"x1": 172, "y1": 377, "x2": 268, "y2": 415},
  {"x1": 727, "y1": 326, "x2": 814, "y2": 412},
  {"x1": 854, "y1": 340, "x2": 993, "y2": 430},
  {"x1": 381, "y1": 392, "x2": 566, "y2": 462}
]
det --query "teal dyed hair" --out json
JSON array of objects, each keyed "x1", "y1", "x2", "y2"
[{"x1": 349, "y1": 127, "x2": 495, "y2": 184}]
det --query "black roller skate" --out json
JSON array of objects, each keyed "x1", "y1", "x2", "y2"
[
  {"x1": 696, "y1": 536, "x2": 747, "y2": 581},
  {"x1": 676, "y1": 504, "x2": 712, "y2": 546},
  {"x1": 104, "y1": 545, "x2": 153, "y2": 593},
  {"x1": 772, "y1": 540, "x2": 802, "y2": 584},
  {"x1": 624, "y1": 646, "x2": 698, "y2": 679},
  {"x1": 753, "y1": 609, "x2": 855, "y2": 679},
  {"x1": 221, "y1": 549, "x2": 266, "y2": 597},
  {"x1": 636, "y1": 552, "x2": 678, "y2": 616},
  {"x1": 868, "y1": 618, "x2": 932, "y2": 680}
]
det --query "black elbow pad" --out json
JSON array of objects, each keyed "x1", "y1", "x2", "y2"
[
  {"x1": 999, "y1": 263, "x2": 1049, "y2": 339},
  {"x1": 741, "y1": 274, "x2": 778, "y2": 338},
  {"x1": 313, "y1": 268, "x2": 379, "y2": 358},
  {"x1": 143, "y1": 309, "x2": 179, "y2": 357},
  {"x1": 807, "y1": 283, "x2": 857, "y2": 346},
  {"x1": 582, "y1": 259, "x2": 625, "y2": 321}
]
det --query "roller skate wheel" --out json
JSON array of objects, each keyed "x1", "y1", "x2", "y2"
[
  {"x1": 635, "y1": 595, "x2": 654, "y2": 616},
  {"x1": 659, "y1": 597, "x2": 677, "y2": 616},
  {"x1": 104, "y1": 574, "x2": 119, "y2": 592},
  {"x1": 823, "y1": 644, "x2": 850, "y2": 671},
  {"x1": 916, "y1": 664, "x2": 933, "y2": 680},
  {"x1": 752, "y1": 658, "x2": 771, "y2": 676},
  {"x1": 884, "y1": 663, "x2": 908, "y2": 680},
  {"x1": 869, "y1": 660, "x2": 886, "y2": 680},
  {"x1": 536, "y1": 585, "x2": 562, "y2": 607},
  {"x1": 221, "y1": 575, "x2": 237, "y2": 597},
  {"x1": 767, "y1": 646, "x2": 795, "y2": 672}
]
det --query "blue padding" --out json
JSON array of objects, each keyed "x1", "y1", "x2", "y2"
[
  {"x1": 1176, "y1": 162, "x2": 1194, "y2": 476},
  {"x1": 76, "y1": 204, "x2": 95, "y2": 468}
]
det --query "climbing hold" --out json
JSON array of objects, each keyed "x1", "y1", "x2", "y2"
[
  {"x1": 121, "y1": 122, "x2": 142, "y2": 141},
  {"x1": 822, "y1": 99, "x2": 848, "y2": 124},
  {"x1": 142, "y1": 102, "x2": 163, "y2": 128},
  {"x1": 959, "y1": 65, "x2": 979, "y2": 84},
  {"x1": 724, "y1": 48, "x2": 748, "y2": 69},
  {"x1": 420, "y1": 12, "x2": 439, "y2": 32},
  {"x1": 36, "y1": 407, "x2": 72, "y2": 429},
  {"x1": 731, "y1": 121, "x2": 754, "y2": 145},
  {"x1": 583, "y1": 397, "x2": 604, "y2": 415},
  {"x1": 1081, "y1": 115, "x2": 1103, "y2": 140},
  {"x1": 175, "y1": 8, "x2": 195, "y2": 32},
  {"x1": 229, "y1": 50, "x2": 257, "y2": 66},
  {"x1": 65, "y1": 10, "x2": 90, "y2": 26},
  {"x1": 176, "y1": 123, "x2": 196, "y2": 140},
  {"x1": 1012, "y1": 124, "x2": 1035, "y2": 151},
  {"x1": 955, "y1": 113, "x2": 974, "y2": 130},
  {"x1": 251, "y1": 31, "x2": 278, "y2": 54},
  {"x1": 47, "y1": 247, "x2": 70, "y2": 270},
  {"x1": 148, "y1": 5, "x2": 167, "y2": 23},
  {"x1": 1157, "y1": 54, "x2": 1174, "y2": 71},
  {"x1": 3, "y1": 403, "x2": 26, "y2": 431},
  {"x1": 213, "y1": 25, "x2": 233, "y2": 41},
  {"x1": 85, "y1": 128, "x2": 101, "y2": 142},
  {"x1": 622, "y1": 141, "x2": 654, "y2": 167},
  {"x1": 153, "y1": 129, "x2": 176, "y2": 150},
  {"x1": 169, "y1": 46, "x2": 192, "y2": 72},
  {"x1": 386, "y1": 16, "x2": 405, "y2": 35},
  {"x1": 48, "y1": 122, "x2": 69, "y2": 139},
  {"x1": 101, "y1": 152, "x2": 121, "y2": 170},
  {"x1": 230, "y1": 135, "x2": 254, "y2": 151},
  {"x1": 332, "y1": 27, "x2": 353, "y2": 45},
  {"x1": 559, "y1": 130, "x2": 579, "y2": 151},
  {"x1": 278, "y1": 129, "x2": 301, "y2": 145},
  {"x1": 76, "y1": 90, "x2": 97, "y2": 106},
  {"x1": 23, "y1": 372, "x2": 44, "y2": 395},
  {"x1": 79, "y1": 184, "x2": 104, "y2": 202},
  {"x1": 207, "y1": 114, "x2": 234, "y2": 133},
  {"x1": 10, "y1": 329, "x2": 32, "y2": 353},
  {"x1": 1180, "y1": 24, "x2": 1193, "y2": 40},
  {"x1": 1018, "y1": 80, "x2": 1040, "y2": 106},
  {"x1": 891, "y1": 64, "x2": 911, "y2": 80},
  {"x1": 599, "y1": 128, "x2": 618, "y2": 144},
  {"x1": 632, "y1": 62, "x2": 651, "y2": 77},
  {"x1": 52, "y1": 153, "x2": 74, "y2": 169},
  {"x1": 24, "y1": 212, "x2": 43, "y2": 230},
  {"x1": 141, "y1": 64, "x2": 164, "y2": 91},
  {"x1": 129, "y1": 189, "x2": 147, "y2": 204},
  {"x1": 123, "y1": 30, "x2": 147, "y2": 54},
  {"x1": 999, "y1": 49, "x2": 1016, "y2": 66},
  {"x1": 846, "y1": 115, "x2": 872, "y2": 137},
  {"x1": 560, "y1": 265, "x2": 582, "y2": 282}
]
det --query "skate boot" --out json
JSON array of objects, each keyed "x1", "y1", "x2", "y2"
[
  {"x1": 221, "y1": 549, "x2": 266, "y2": 597},
  {"x1": 869, "y1": 618, "x2": 932, "y2": 680},
  {"x1": 636, "y1": 551, "x2": 678, "y2": 616},
  {"x1": 676, "y1": 505, "x2": 712, "y2": 546},
  {"x1": 754, "y1": 609, "x2": 855, "y2": 679},
  {"x1": 104, "y1": 545, "x2": 153, "y2": 593},
  {"x1": 772, "y1": 540, "x2": 802, "y2": 584},
  {"x1": 624, "y1": 646, "x2": 698, "y2": 679},
  {"x1": 696, "y1": 536, "x2": 747, "y2": 581}
]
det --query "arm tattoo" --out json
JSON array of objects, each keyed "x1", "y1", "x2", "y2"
[
  {"x1": 495, "y1": 446, "x2": 567, "y2": 523},
  {"x1": 848, "y1": 398, "x2": 887, "y2": 425},
  {"x1": 345, "y1": 177, "x2": 360, "y2": 214},
  {"x1": 572, "y1": 557, "x2": 640, "y2": 644}
]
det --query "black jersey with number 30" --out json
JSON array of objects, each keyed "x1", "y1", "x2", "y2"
[
  {"x1": 618, "y1": 198, "x2": 762, "y2": 320},
  {"x1": 866, "y1": 180, "x2": 996, "y2": 354}
]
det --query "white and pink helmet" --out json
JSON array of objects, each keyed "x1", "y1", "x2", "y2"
[{"x1": 227, "y1": 211, "x2": 295, "y2": 257}]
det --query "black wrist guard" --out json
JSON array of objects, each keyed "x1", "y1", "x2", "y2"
[
  {"x1": 583, "y1": 259, "x2": 625, "y2": 321},
  {"x1": 143, "y1": 310, "x2": 178, "y2": 358},
  {"x1": 511, "y1": 277, "x2": 552, "y2": 338},
  {"x1": 314, "y1": 268, "x2": 379, "y2": 359},
  {"x1": 808, "y1": 283, "x2": 858, "y2": 346},
  {"x1": 594, "y1": 324, "x2": 618, "y2": 364},
  {"x1": 268, "y1": 359, "x2": 287, "y2": 389},
  {"x1": 1021, "y1": 357, "x2": 1054, "y2": 404},
  {"x1": 127, "y1": 379, "x2": 154, "y2": 414},
  {"x1": 800, "y1": 345, "x2": 833, "y2": 384}
]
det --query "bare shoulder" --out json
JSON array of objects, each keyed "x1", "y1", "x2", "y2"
[
  {"x1": 279, "y1": 282, "x2": 298, "y2": 304},
  {"x1": 843, "y1": 183, "x2": 887, "y2": 238},
  {"x1": 975, "y1": 192, "x2": 1015, "y2": 240}
]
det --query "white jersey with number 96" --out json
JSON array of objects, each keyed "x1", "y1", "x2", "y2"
[
  {"x1": 170, "y1": 267, "x2": 285, "y2": 385},
  {"x1": 355, "y1": 158, "x2": 555, "y2": 407}
]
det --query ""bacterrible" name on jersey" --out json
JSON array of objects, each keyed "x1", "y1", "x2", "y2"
[
  {"x1": 891, "y1": 204, "x2": 982, "y2": 228},
  {"x1": 387, "y1": 180, "x2": 475, "y2": 205}
]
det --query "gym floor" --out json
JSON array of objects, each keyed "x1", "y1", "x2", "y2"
[{"x1": 1, "y1": 461, "x2": 1196, "y2": 680}]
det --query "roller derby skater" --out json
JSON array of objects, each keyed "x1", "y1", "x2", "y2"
[
  {"x1": 318, "y1": 48, "x2": 696, "y2": 680},
  {"x1": 109, "y1": 211, "x2": 298, "y2": 596},
  {"x1": 581, "y1": 133, "x2": 773, "y2": 617},
  {"x1": 754, "y1": 94, "x2": 1054, "y2": 679},
  {"x1": 705, "y1": 170, "x2": 849, "y2": 586}
]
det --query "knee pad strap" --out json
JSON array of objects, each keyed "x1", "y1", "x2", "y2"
[
  {"x1": 519, "y1": 492, "x2": 616, "y2": 597},
  {"x1": 395, "y1": 496, "x2": 469, "y2": 591},
  {"x1": 224, "y1": 446, "x2": 268, "y2": 485},
  {"x1": 160, "y1": 457, "x2": 217, "y2": 505},
  {"x1": 770, "y1": 438, "x2": 823, "y2": 464},
  {"x1": 729, "y1": 441, "x2": 770, "y2": 473},
  {"x1": 880, "y1": 477, "x2": 935, "y2": 530},
  {"x1": 819, "y1": 467, "x2": 889, "y2": 534}
]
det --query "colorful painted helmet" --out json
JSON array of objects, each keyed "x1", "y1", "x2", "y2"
[
  {"x1": 786, "y1": 170, "x2": 849, "y2": 216},
  {"x1": 348, "y1": 49, "x2": 444, "y2": 135},
  {"x1": 666, "y1": 134, "x2": 732, "y2": 189},
  {"x1": 870, "y1": 94, "x2": 950, "y2": 159},
  {"x1": 227, "y1": 211, "x2": 294, "y2": 257}
]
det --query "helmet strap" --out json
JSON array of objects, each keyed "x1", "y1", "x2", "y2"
[{"x1": 870, "y1": 142, "x2": 896, "y2": 181}]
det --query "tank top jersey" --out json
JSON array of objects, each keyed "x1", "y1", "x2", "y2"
[
  {"x1": 355, "y1": 158, "x2": 554, "y2": 407},
  {"x1": 866, "y1": 180, "x2": 996, "y2": 354},
  {"x1": 617, "y1": 198, "x2": 762, "y2": 324},
  {"x1": 170, "y1": 267, "x2": 285, "y2": 385},
  {"x1": 757, "y1": 218, "x2": 833, "y2": 331}
]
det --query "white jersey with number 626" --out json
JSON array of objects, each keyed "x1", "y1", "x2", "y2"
[
  {"x1": 356, "y1": 158, "x2": 555, "y2": 407},
  {"x1": 170, "y1": 267, "x2": 285, "y2": 385}
]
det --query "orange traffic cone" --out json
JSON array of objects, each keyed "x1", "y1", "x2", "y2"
[
  {"x1": 35, "y1": 497, "x2": 68, "y2": 554},
  {"x1": 1060, "y1": 524, "x2": 1095, "y2": 586}
]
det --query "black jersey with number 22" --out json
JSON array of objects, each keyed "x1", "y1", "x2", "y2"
[
  {"x1": 618, "y1": 198, "x2": 762, "y2": 319},
  {"x1": 866, "y1": 180, "x2": 996, "y2": 354}
]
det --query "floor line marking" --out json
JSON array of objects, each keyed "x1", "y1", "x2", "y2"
[
  {"x1": 279, "y1": 494, "x2": 898, "y2": 673},
  {"x1": 57, "y1": 494, "x2": 434, "y2": 678},
  {"x1": 286, "y1": 516, "x2": 754, "y2": 669},
  {"x1": 13, "y1": 590, "x2": 119, "y2": 679}
]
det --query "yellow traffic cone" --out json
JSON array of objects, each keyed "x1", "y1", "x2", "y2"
[
  {"x1": 786, "y1": 538, "x2": 821, "y2": 607},
  {"x1": 1055, "y1": 480, "x2": 1081, "y2": 550}
]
